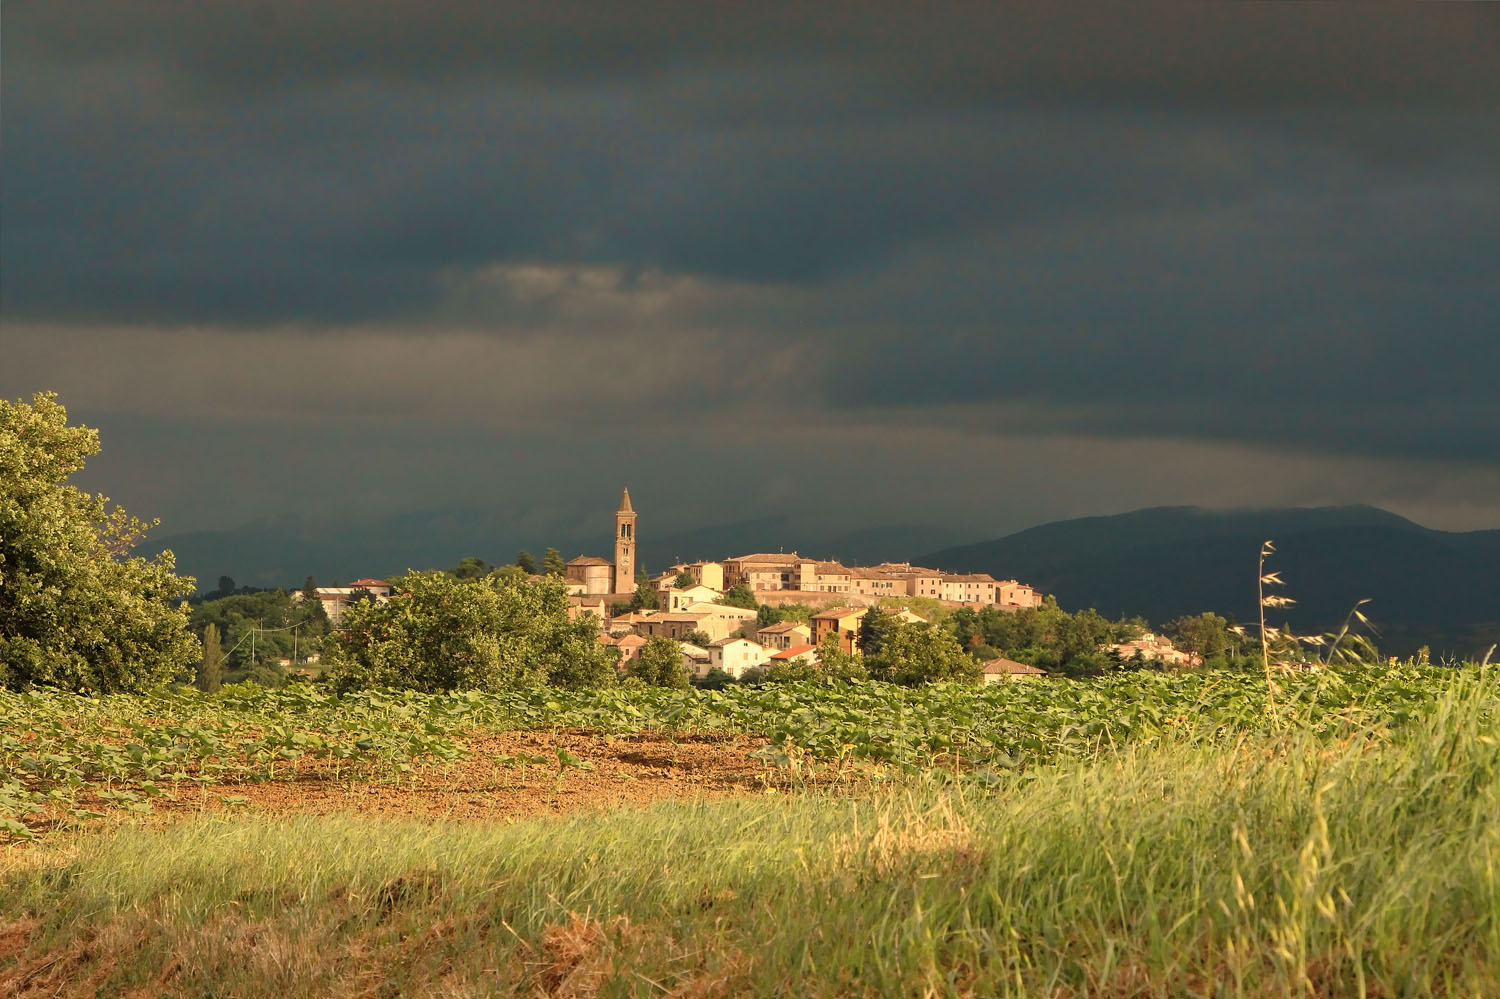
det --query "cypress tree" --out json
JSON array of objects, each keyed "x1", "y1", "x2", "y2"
[{"x1": 197, "y1": 623, "x2": 224, "y2": 693}]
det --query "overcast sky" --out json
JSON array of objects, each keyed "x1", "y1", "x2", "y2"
[{"x1": 5, "y1": 3, "x2": 1498, "y2": 540}]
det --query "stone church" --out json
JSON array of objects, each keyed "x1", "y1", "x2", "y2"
[{"x1": 564, "y1": 489, "x2": 638, "y2": 597}]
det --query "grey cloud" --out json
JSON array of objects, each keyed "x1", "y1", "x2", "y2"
[{"x1": 12, "y1": 3, "x2": 1498, "y2": 108}]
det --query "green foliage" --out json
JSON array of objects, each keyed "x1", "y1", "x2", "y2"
[
  {"x1": 0, "y1": 392, "x2": 199, "y2": 693},
  {"x1": 450, "y1": 557, "x2": 491, "y2": 580},
  {"x1": 871, "y1": 624, "x2": 981, "y2": 686},
  {"x1": 515, "y1": 551, "x2": 538, "y2": 576},
  {"x1": 941, "y1": 598, "x2": 1133, "y2": 677},
  {"x1": 1165, "y1": 611, "x2": 1249, "y2": 668},
  {"x1": 630, "y1": 566, "x2": 658, "y2": 611},
  {"x1": 720, "y1": 583, "x2": 758, "y2": 610},
  {"x1": 628, "y1": 636, "x2": 690, "y2": 688},
  {"x1": 674, "y1": 571, "x2": 696, "y2": 588},
  {"x1": 197, "y1": 624, "x2": 224, "y2": 693},
  {"x1": 856, "y1": 606, "x2": 900, "y2": 657},
  {"x1": 191, "y1": 590, "x2": 328, "y2": 674},
  {"x1": 692, "y1": 666, "x2": 735, "y2": 690},
  {"x1": 817, "y1": 631, "x2": 869, "y2": 681},
  {"x1": 541, "y1": 548, "x2": 566, "y2": 577},
  {"x1": 324, "y1": 572, "x2": 616, "y2": 693},
  {"x1": 679, "y1": 630, "x2": 712, "y2": 648}
]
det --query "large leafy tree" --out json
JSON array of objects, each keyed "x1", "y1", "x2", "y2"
[
  {"x1": 869, "y1": 624, "x2": 980, "y2": 686},
  {"x1": 324, "y1": 571, "x2": 616, "y2": 692},
  {"x1": 1, "y1": 392, "x2": 199, "y2": 692},
  {"x1": 628, "y1": 636, "x2": 690, "y2": 688}
]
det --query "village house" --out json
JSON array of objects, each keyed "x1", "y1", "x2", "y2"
[
  {"x1": 755, "y1": 620, "x2": 813, "y2": 650},
  {"x1": 678, "y1": 642, "x2": 711, "y2": 674},
  {"x1": 810, "y1": 606, "x2": 868, "y2": 655},
  {"x1": 707, "y1": 637, "x2": 771, "y2": 679},
  {"x1": 311, "y1": 578, "x2": 392, "y2": 624},
  {"x1": 980, "y1": 657, "x2": 1048, "y2": 683},
  {"x1": 772, "y1": 644, "x2": 818, "y2": 669},
  {"x1": 1111, "y1": 633, "x2": 1201, "y2": 668},
  {"x1": 667, "y1": 561, "x2": 726, "y2": 591},
  {"x1": 656, "y1": 583, "x2": 724, "y2": 613}
]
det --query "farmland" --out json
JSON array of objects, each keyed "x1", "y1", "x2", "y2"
[
  {"x1": 2, "y1": 664, "x2": 1488, "y2": 841},
  {"x1": 2, "y1": 664, "x2": 1497, "y2": 996}
]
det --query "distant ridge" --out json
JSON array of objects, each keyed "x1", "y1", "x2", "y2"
[{"x1": 919, "y1": 506, "x2": 1500, "y2": 659}]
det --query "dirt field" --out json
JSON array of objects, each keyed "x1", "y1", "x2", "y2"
[{"x1": 44, "y1": 730, "x2": 782, "y2": 831}]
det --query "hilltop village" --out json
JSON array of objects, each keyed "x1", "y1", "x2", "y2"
[
  {"x1": 309, "y1": 490, "x2": 1153, "y2": 684},
  {"x1": 306, "y1": 490, "x2": 1206, "y2": 682}
]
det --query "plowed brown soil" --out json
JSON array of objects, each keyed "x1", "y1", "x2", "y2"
[{"x1": 114, "y1": 730, "x2": 778, "y2": 825}]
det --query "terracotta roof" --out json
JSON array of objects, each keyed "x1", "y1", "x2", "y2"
[
  {"x1": 710, "y1": 637, "x2": 762, "y2": 648},
  {"x1": 728, "y1": 553, "x2": 800, "y2": 564},
  {"x1": 758, "y1": 621, "x2": 810, "y2": 634},
  {"x1": 811, "y1": 606, "x2": 867, "y2": 621},
  {"x1": 814, "y1": 562, "x2": 850, "y2": 574},
  {"x1": 981, "y1": 657, "x2": 1047, "y2": 675},
  {"x1": 567, "y1": 555, "x2": 614, "y2": 567},
  {"x1": 770, "y1": 644, "x2": 817, "y2": 659},
  {"x1": 944, "y1": 573, "x2": 998, "y2": 584},
  {"x1": 349, "y1": 578, "x2": 388, "y2": 586},
  {"x1": 615, "y1": 635, "x2": 647, "y2": 649},
  {"x1": 679, "y1": 643, "x2": 710, "y2": 658}
]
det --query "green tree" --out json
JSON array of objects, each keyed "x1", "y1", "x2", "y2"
[
  {"x1": 693, "y1": 666, "x2": 735, "y2": 690},
  {"x1": 857, "y1": 607, "x2": 901, "y2": 657},
  {"x1": 1165, "y1": 612, "x2": 1237, "y2": 666},
  {"x1": 869, "y1": 624, "x2": 980, "y2": 686},
  {"x1": 515, "y1": 551, "x2": 539, "y2": 576},
  {"x1": 1, "y1": 392, "x2": 199, "y2": 692},
  {"x1": 324, "y1": 572, "x2": 616, "y2": 692},
  {"x1": 719, "y1": 583, "x2": 758, "y2": 610},
  {"x1": 542, "y1": 548, "x2": 566, "y2": 577},
  {"x1": 679, "y1": 629, "x2": 712, "y2": 648},
  {"x1": 816, "y1": 631, "x2": 869, "y2": 682},
  {"x1": 217, "y1": 576, "x2": 236, "y2": 598},
  {"x1": 302, "y1": 575, "x2": 318, "y2": 601},
  {"x1": 630, "y1": 566, "x2": 659, "y2": 611},
  {"x1": 197, "y1": 623, "x2": 224, "y2": 693},
  {"x1": 674, "y1": 570, "x2": 696, "y2": 588},
  {"x1": 452, "y1": 557, "x2": 490, "y2": 580},
  {"x1": 629, "y1": 636, "x2": 689, "y2": 688}
]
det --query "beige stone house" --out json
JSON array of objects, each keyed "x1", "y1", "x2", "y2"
[
  {"x1": 657, "y1": 583, "x2": 724, "y2": 613},
  {"x1": 707, "y1": 638, "x2": 771, "y2": 679},
  {"x1": 756, "y1": 620, "x2": 813, "y2": 650},
  {"x1": 668, "y1": 561, "x2": 725, "y2": 591},
  {"x1": 811, "y1": 606, "x2": 868, "y2": 654}
]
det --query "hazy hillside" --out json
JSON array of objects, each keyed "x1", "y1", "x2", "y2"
[{"x1": 921, "y1": 506, "x2": 1500, "y2": 659}]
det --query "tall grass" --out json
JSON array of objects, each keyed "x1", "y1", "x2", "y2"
[{"x1": 4, "y1": 667, "x2": 1496, "y2": 997}]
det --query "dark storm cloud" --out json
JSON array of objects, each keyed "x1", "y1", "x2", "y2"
[{"x1": 4, "y1": 3, "x2": 1498, "y2": 469}]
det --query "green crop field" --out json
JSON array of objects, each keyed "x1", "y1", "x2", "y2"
[
  {"x1": 4, "y1": 665, "x2": 1498, "y2": 996},
  {"x1": 2, "y1": 665, "x2": 1485, "y2": 842}
]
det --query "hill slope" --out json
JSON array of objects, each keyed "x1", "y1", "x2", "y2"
[{"x1": 920, "y1": 506, "x2": 1500, "y2": 659}]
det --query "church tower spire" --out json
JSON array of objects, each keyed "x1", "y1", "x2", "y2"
[{"x1": 614, "y1": 488, "x2": 637, "y2": 593}]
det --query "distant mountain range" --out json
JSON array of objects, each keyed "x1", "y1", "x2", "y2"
[{"x1": 918, "y1": 505, "x2": 1500, "y2": 659}]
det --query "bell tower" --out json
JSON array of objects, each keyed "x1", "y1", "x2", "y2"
[{"x1": 614, "y1": 487, "x2": 636, "y2": 594}]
